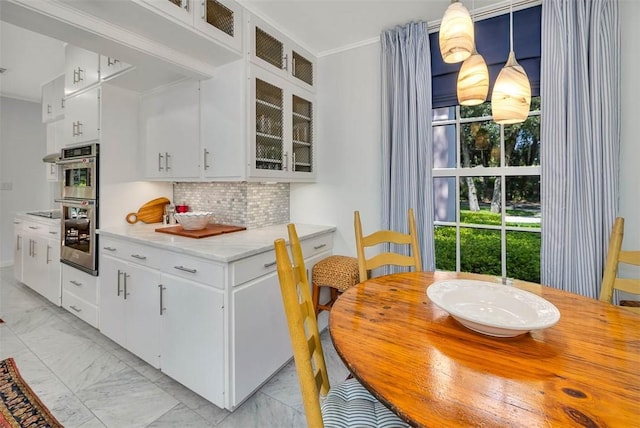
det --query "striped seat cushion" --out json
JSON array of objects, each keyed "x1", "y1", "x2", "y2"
[{"x1": 321, "y1": 378, "x2": 410, "y2": 428}]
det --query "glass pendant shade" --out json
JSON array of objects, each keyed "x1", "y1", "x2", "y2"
[
  {"x1": 492, "y1": 51, "x2": 531, "y2": 124},
  {"x1": 439, "y1": 1, "x2": 474, "y2": 64},
  {"x1": 457, "y1": 49, "x2": 489, "y2": 106}
]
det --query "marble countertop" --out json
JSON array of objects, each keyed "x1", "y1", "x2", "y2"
[
  {"x1": 97, "y1": 223, "x2": 336, "y2": 263},
  {"x1": 15, "y1": 211, "x2": 61, "y2": 226}
]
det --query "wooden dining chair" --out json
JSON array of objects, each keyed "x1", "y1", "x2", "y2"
[
  {"x1": 354, "y1": 208, "x2": 422, "y2": 280},
  {"x1": 599, "y1": 217, "x2": 640, "y2": 314},
  {"x1": 274, "y1": 224, "x2": 409, "y2": 428}
]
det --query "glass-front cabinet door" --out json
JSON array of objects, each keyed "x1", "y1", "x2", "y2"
[
  {"x1": 250, "y1": 66, "x2": 315, "y2": 181},
  {"x1": 195, "y1": 0, "x2": 243, "y2": 52},
  {"x1": 250, "y1": 14, "x2": 315, "y2": 90}
]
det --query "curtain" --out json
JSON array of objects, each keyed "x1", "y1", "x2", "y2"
[
  {"x1": 381, "y1": 22, "x2": 435, "y2": 272},
  {"x1": 541, "y1": 0, "x2": 620, "y2": 298}
]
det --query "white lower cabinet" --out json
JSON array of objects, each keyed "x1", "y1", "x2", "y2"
[
  {"x1": 160, "y1": 274, "x2": 224, "y2": 404},
  {"x1": 100, "y1": 255, "x2": 161, "y2": 368},
  {"x1": 98, "y1": 227, "x2": 333, "y2": 410},
  {"x1": 14, "y1": 215, "x2": 61, "y2": 306},
  {"x1": 61, "y1": 264, "x2": 98, "y2": 327}
]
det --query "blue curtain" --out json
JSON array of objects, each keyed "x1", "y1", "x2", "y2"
[
  {"x1": 381, "y1": 22, "x2": 435, "y2": 272},
  {"x1": 541, "y1": 0, "x2": 620, "y2": 298}
]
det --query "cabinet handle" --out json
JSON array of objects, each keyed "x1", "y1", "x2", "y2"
[
  {"x1": 103, "y1": 246, "x2": 116, "y2": 251},
  {"x1": 263, "y1": 260, "x2": 277, "y2": 268},
  {"x1": 292, "y1": 56, "x2": 296, "y2": 76},
  {"x1": 76, "y1": 67, "x2": 85, "y2": 83},
  {"x1": 292, "y1": 152, "x2": 296, "y2": 172},
  {"x1": 173, "y1": 265, "x2": 197, "y2": 273},
  {"x1": 31, "y1": 240, "x2": 36, "y2": 258},
  {"x1": 46, "y1": 244, "x2": 51, "y2": 264},
  {"x1": 203, "y1": 148, "x2": 210, "y2": 170},
  {"x1": 159, "y1": 284, "x2": 166, "y2": 315},
  {"x1": 61, "y1": 98, "x2": 65, "y2": 110},
  {"x1": 49, "y1": 231, "x2": 58, "y2": 235},
  {"x1": 201, "y1": 0, "x2": 205, "y2": 19},
  {"x1": 123, "y1": 272, "x2": 130, "y2": 299},
  {"x1": 70, "y1": 280, "x2": 82, "y2": 287},
  {"x1": 73, "y1": 69, "x2": 79, "y2": 84},
  {"x1": 283, "y1": 53, "x2": 288, "y2": 71},
  {"x1": 283, "y1": 152, "x2": 288, "y2": 171},
  {"x1": 28, "y1": 226, "x2": 39, "y2": 230},
  {"x1": 47, "y1": 104, "x2": 52, "y2": 114},
  {"x1": 72, "y1": 121, "x2": 77, "y2": 136},
  {"x1": 16, "y1": 236, "x2": 21, "y2": 252},
  {"x1": 117, "y1": 269, "x2": 122, "y2": 296},
  {"x1": 76, "y1": 121, "x2": 83, "y2": 136},
  {"x1": 184, "y1": 0, "x2": 190, "y2": 12},
  {"x1": 107, "y1": 57, "x2": 120, "y2": 67},
  {"x1": 165, "y1": 152, "x2": 171, "y2": 171},
  {"x1": 313, "y1": 244, "x2": 327, "y2": 250},
  {"x1": 158, "y1": 152, "x2": 164, "y2": 172},
  {"x1": 69, "y1": 305, "x2": 82, "y2": 313},
  {"x1": 130, "y1": 254, "x2": 147, "y2": 260}
]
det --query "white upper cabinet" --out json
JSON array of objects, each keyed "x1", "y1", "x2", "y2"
[
  {"x1": 140, "y1": 0, "x2": 243, "y2": 53},
  {"x1": 41, "y1": 74, "x2": 65, "y2": 123},
  {"x1": 139, "y1": 80, "x2": 201, "y2": 180},
  {"x1": 65, "y1": 45, "x2": 100, "y2": 96},
  {"x1": 249, "y1": 14, "x2": 315, "y2": 91},
  {"x1": 65, "y1": 87, "x2": 101, "y2": 146}
]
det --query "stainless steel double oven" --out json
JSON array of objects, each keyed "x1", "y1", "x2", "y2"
[{"x1": 56, "y1": 143, "x2": 99, "y2": 276}]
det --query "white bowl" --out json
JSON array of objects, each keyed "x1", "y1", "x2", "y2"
[
  {"x1": 427, "y1": 279, "x2": 560, "y2": 337},
  {"x1": 174, "y1": 212, "x2": 213, "y2": 230}
]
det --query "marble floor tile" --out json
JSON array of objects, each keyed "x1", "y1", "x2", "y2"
[
  {"x1": 215, "y1": 391, "x2": 307, "y2": 428},
  {"x1": 146, "y1": 403, "x2": 211, "y2": 427},
  {"x1": 76, "y1": 366, "x2": 178, "y2": 428}
]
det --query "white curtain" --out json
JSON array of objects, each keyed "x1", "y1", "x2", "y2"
[
  {"x1": 540, "y1": 0, "x2": 620, "y2": 297},
  {"x1": 381, "y1": 22, "x2": 435, "y2": 272}
]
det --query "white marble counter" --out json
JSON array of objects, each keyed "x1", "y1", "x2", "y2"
[
  {"x1": 97, "y1": 223, "x2": 336, "y2": 263},
  {"x1": 15, "y1": 211, "x2": 61, "y2": 226}
]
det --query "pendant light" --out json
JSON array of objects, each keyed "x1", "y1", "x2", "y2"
[
  {"x1": 439, "y1": 0, "x2": 474, "y2": 64},
  {"x1": 491, "y1": 1, "x2": 531, "y2": 124},
  {"x1": 456, "y1": 0, "x2": 489, "y2": 106}
]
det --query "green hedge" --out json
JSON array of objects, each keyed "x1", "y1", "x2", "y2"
[{"x1": 435, "y1": 212, "x2": 541, "y2": 283}]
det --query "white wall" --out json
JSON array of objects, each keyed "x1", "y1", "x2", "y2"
[
  {"x1": 619, "y1": 0, "x2": 640, "y2": 253},
  {"x1": 0, "y1": 96, "x2": 53, "y2": 266},
  {"x1": 290, "y1": 42, "x2": 382, "y2": 255},
  {"x1": 293, "y1": 3, "x2": 640, "y2": 259}
]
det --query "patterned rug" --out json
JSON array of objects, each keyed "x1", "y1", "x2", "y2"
[{"x1": 0, "y1": 358, "x2": 63, "y2": 428}]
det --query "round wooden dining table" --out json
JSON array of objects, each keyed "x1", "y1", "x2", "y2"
[{"x1": 329, "y1": 271, "x2": 640, "y2": 428}]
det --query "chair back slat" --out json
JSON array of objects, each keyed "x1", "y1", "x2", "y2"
[
  {"x1": 355, "y1": 208, "x2": 422, "y2": 280},
  {"x1": 619, "y1": 250, "x2": 640, "y2": 266}
]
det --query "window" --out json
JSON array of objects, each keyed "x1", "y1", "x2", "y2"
[{"x1": 432, "y1": 99, "x2": 541, "y2": 282}]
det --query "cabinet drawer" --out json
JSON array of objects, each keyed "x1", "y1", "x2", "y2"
[
  {"x1": 62, "y1": 289, "x2": 99, "y2": 328},
  {"x1": 300, "y1": 233, "x2": 333, "y2": 260},
  {"x1": 101, "y1": 237, "x2": 162, "y2": 269},
  {"x1": 232, "y1": 249, "x2": 277, "y2": 286},
  {"x1": 61, "y1": 264, "x2": 98, "y2": 304},
  {"x1": 62, "y1": 270, "x2": 98, "y2": 304},
  {"x1": 161, "y1": 253, "x2": 225, "y2": 289},
  {"x1": 231, "y1": 233, "x2": 333, "y2": 287}
]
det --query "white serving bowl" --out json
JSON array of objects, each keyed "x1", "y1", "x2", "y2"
[{"x1": 174, "y1": 211, "x2": 213, "y2": 230}]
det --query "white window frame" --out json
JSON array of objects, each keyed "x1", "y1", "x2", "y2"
[{"x1": 432, "y1": 106, "x2": 541, "y2": 279}]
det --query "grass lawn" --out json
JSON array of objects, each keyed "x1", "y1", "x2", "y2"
[{"x1": 435, "y1": 210, "x2": 541, "y2": 283}]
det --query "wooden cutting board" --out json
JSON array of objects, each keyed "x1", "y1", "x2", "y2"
[
  {"x1": 155, "y1": 224, "x2": 246, "y2": 238},
  {"x1": 126, "y1": 197, "x2": 171, "y2": 224}
]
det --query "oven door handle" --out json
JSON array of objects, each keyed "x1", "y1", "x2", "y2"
[
  {"x1": 55, "y1": 157, "x2": 97, "y2": 166},
  {"x1": 55, "y1": 199, "x2": 96, "y2": 207}
]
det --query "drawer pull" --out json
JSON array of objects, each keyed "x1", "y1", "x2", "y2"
[
  {"x1": 159, "y1": 284, "x2": 166, "y2": 315},
  {"x1": 70, "y1": 280, "x2": 82, "y2": 287},
  {"x1": 174, "y1": 265, "x2": 197, "y2": 273},
  {"x1": 103, "y1": 246, "x2": 117, "y2": 251},
  {"x1": 263, "y1": 261, "x2": 277, "y2": 268},
  {"x1": 28, "y1": 226, "x2": 40, "y2": 230},
  {"x1": 69, "y1": 305, "x2": 82, "y2": 313},
  {"x1": 49, "y1": 231, "x2": 58, "y2": 235},
  {"x1": 313, "y1": 244, "x2": 327, "y2": 250},
  {"x1": 131, "y1": 254, "x2": 147, "y2": 260}
]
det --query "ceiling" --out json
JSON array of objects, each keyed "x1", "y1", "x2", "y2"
[{"x1": 0, "y1": 0, "x2": 508, "y2": 102}]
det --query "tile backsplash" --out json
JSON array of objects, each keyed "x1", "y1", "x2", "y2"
[{"x1": 173, "y1": 182, "x2": 290, "y2": 229}]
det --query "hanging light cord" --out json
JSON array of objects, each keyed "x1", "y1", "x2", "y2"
[{"x1": 509, "y1": 1, "x2": 514, "y2": 52}]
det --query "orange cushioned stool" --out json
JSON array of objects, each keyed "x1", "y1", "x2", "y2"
[{"x1": 311, "y1": 255, "x2": 360, "y2": 316}]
